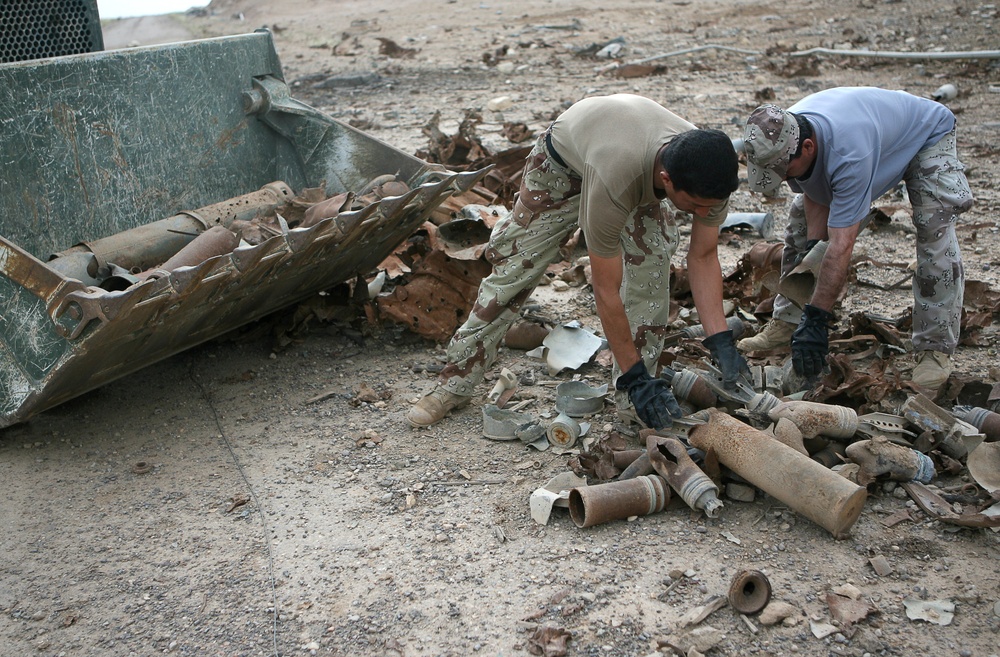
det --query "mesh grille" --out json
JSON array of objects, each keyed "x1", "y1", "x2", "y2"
[{"x1": 0, "y1": 0, "x2": 103, "y2": 63}]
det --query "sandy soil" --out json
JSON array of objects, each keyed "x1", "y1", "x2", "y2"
[{"x1": 2, "y1": 1, "x2": 1000, "y2": 656}]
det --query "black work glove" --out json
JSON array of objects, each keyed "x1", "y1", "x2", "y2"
[
  {"x1": 790, "y1": 239, "x2": 822, "y2": 269},
  {"x1": 791, "y1": 304, "x2": 835, "y2": 378},
  {"x1": 616, "y1": 361, "x2": 683, "y2": 429},
  {"x1": 703, "y1": 329, "x2": 752, "y2": 391}
]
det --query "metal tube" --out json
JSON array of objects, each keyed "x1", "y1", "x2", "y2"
[
  {"x1": 618, "y1": 452, "x2": 654, "y2": 480},
  {"x1": 48, "y1": 181, "x2": 293, "y2": 277},
  {"x1": 568, "y1": 475, "x2": 670, "y2": 528},
  {"x1": 138, "y1": 225, "x2": 240, "y2": 280},
  {"x1": 728, "y1": 569, "x2": 772, "y2": 615},
  {"x1": 688, "y1": 408, "x2": 867, "y2": 539},
  {"x1": 647, "y1": 435, "x2": 723, "y2": 518},
  {"x1": 768, "y1": 400, "x2": 858, "y2": 440}
]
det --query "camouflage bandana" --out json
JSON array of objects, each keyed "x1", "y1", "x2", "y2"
[{"x1": 743, "y1": 104, "x2": 799, "y2": 195}]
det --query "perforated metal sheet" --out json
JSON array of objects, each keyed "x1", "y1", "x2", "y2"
[{"x1": 0, "y1": 0, "x2": 103, "y2": 63}]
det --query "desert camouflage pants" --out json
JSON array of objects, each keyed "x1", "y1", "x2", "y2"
[
  {"x1": 438, "y1": 129, "x2": 680, "y2": 407},
  {"x1": 772, "y1": 128, "x2": 973, "y2": 353}
]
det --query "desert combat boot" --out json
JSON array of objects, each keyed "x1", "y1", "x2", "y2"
[
  {"x1": 911, "y1": 350, "x2": 953, "y2": 391},
  {"x1": 736, "y1": 319, "x2": 797, "y2": 351},
  {"x1": 407, "y1": 386, "x2": 471, "y2": 427}
]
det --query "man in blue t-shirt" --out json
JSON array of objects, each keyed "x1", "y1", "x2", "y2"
[{"x1": 740, "y1": 87, "x2": 973, "y2": 391}]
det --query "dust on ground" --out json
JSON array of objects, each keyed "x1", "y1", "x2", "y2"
[{"x1": 2, "y1": 1, "x2": 1000, "y2": 656}]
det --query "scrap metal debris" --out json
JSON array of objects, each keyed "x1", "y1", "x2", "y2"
[
  {"x1": 526, "y1": 625, "x2": 571, "y2": 657},
  {"x1": 903, "y1": 599, "x2": 955, "y2": 625}
]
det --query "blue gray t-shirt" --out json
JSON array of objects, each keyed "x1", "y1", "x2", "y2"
[{"x1": 787, "y1": 87, "x2": 955, "y2": 228}]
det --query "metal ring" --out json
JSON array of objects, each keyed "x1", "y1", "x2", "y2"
[{"x1": 728, "y1": 569, "x2": 772, "y2": 615}]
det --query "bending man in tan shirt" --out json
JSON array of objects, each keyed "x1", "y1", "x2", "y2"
[{"x1": 407, "y1": 94, "x2": 748, "y2": 429}]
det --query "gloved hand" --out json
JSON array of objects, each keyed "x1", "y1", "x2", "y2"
[
  {"x1": 616, "y1": 360, "x2": 683, "y2": 429},
  {"x1": 792, "y1": 304, "x2": 835, "y2": 377},
  {"x1": 703, "y1": 329, "x2": 752, "y2": 391},
  {"x1": 790, "y1": 239, "x2": 822, "y2": 269}
]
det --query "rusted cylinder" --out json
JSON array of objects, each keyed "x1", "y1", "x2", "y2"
[
  {"x1": 666, "y1": 368, "x2": 719, "y2": 410},
  {"x1": 648, "y1": 434, "x2": 724, "y2": 518},
  {"x1": 568, "y1": 475, "x2": 670, "y2": 528},
  {"x1": 811, "y1": 442, "x2": 846, "y2": 468},
  {"x1": 953, "y1": 406, "x2": 1000, "y2": 442},
  {"x1": 688, "y1": 408, "x2": 866, "y2": 539},
  {"x1": 138, "y1": 225, "x2": 240, "y2": 280},
  {"x1": 747, "y1": 241, "x2": 784, "y2": 270},
  {"x1": 612, "y1": 449, "x2": 646, "y2": 469},
  {"x1": 618, "y1": 452, "x2": 654, "y2": 480},
  {"x1": 728, "y1": 570, "x2": 772, "y2": 615},
  {"x1": 768, "y1": 400, "x2": 858, "y2": 440},
  {"x1": 48, "y1": 181, "x2": 293, "y2": 276}
]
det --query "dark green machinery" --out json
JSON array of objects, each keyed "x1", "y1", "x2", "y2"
[{"x1": 0, "y1": 27, "x2": 486, "y2": 428}]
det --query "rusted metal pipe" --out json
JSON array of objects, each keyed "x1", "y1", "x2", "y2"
[
  {"x1": 612, "y1": 449, "x2": 646, "y2": 469},
  {"x1": 568, "y1": 475, "x2": 670, "y2": 528},
  {"x1": 728, "y1": 570, "x2": 772, "y2": 615},
  {"x1": 647, "y1": 434, "x2": 723, "y2": 518},
  {"x1": 688, "y1": 408, "x2": 867, "y2": 539},
  {"x1": 137, "y1": 225, "x2": 240, "y2": 281},
  {"x1": 768, "y1": 400, "x2": 858, "y2": 440},
  {"x1": 618, "y1": 452, "x2": 654, "y2": 480},
  {"x1": 663, "y1": 367, "x2": 719, "y2": 410},
  {"x1": 48, "y1": 181, "x2": 293, "y2": 279}
]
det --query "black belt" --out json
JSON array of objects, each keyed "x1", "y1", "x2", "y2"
[{"x1": 545, "y1": 131, "x2": 568, "y2": 168}]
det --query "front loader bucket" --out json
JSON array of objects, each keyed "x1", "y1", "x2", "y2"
[{"x1": 0, "y1": 30, "x2": 488, "y2": 429}]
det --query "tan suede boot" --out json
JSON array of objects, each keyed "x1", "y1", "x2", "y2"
[
  {"x1": 406, "y1": 387, "x2": 471, "y2": 427},
  {"x1": 737, "y1": 319, "x2": 796, "y2": 351},
  {"x1": 911, "y1": 351, "x2": 952, "y2": 390}
]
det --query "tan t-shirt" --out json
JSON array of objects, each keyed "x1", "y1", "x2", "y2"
[{"x1": 549, "y1": 94, "x2": 728, "y2": 258}]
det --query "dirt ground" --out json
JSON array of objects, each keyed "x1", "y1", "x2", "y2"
[{"x1": 3, "y1": 0, "x2": 1000, "y2": 656}]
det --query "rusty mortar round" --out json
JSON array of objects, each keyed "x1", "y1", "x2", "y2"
[{"x1": 728, "y1": 569, "x2": 772, "y2": 615}]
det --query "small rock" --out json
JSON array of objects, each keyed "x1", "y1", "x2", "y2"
[
  {"x1": 758, "y1": 600, "x2": 800, "y2": 626},
  {"x1": 869, "y1": 555, "x2": 893, "y2": 577},
  {"x1": 725, "y1": 482, "x2": 756, "y2": 502}
]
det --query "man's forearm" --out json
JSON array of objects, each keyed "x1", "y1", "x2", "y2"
[
  {"x1": 809, "y1": 224, "x2": 859, "y2": 311},
  {"x1": 687, "y1": 255, "x2": 727, "y2": 336},
  {"x1": 593, "y1": 287, "x2": 642, "y2": 372}
]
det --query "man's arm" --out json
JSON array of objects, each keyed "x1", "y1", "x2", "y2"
[
  {"x1": 588, "y1": 251, "x2": 640, "y2": 370},
  {"x1": 686, "y1": 221, "x2": 727, "y2": 336},
  {"x1": 807, "y1": 194, "x2": 861, "y2": 311}
]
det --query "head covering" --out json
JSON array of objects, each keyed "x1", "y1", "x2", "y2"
[{"x1": 743, "y1": 104, "x2": 800, "y2": 195}]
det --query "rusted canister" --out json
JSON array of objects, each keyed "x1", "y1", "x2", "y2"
[
  {"x1": 728, "y1": 570, "x2": 772, "y2": 615},
  {"x1": 668, "y1": 368, "x2": 718, "y2": 410},
  {"x1": 612, "y1": 449, "x2": 646, "y2": 469},
  {"x1": 568, "y1": 475, "x2": 670, "y2": 528},
  {"x1": 768, "y1": 400, "x2": 858, "y2": 440},
  {"x1": 618, "y1": 452, "x2": 653, "y2": 480},
  {"x1": 955, "y1": 406, "x2": 1000, "y2": 442},
  {"x1": 152, "y1": 225, "x2": 239, "y2": 275},
  {"x1": 689, "y1": 408, "x2": 866, "y2": 539},
  {"x1": 747, "y1": 241, "x2": 784, "y2": 270}
]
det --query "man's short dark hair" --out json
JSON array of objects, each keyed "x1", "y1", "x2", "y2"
[
  {"x1": 660, "y1": 128, "x2": 739, "y2": 200},
  {"x1": 790, "y1": 112, "x2": 813, "y2": 160}
]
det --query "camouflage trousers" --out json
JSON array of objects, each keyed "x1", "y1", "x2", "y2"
[
  {"x1": 772, "y1": 128, "x2": 973, "y2": 353},
  {"x1": 438, "y1": 129, "x2": 680, "y2": 408}
]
